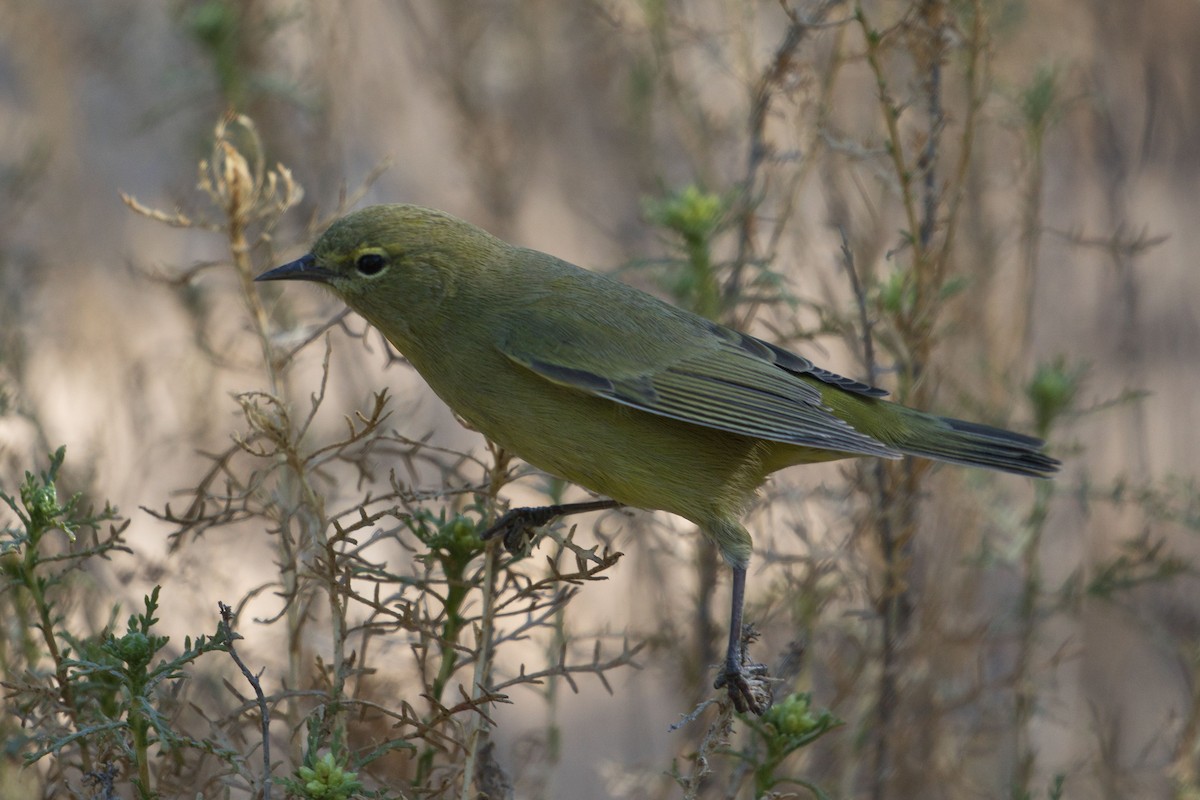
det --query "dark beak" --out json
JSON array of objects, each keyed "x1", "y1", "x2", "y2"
[{"x1": 255, "y1": 254, "x2": 335, "y2": 284}]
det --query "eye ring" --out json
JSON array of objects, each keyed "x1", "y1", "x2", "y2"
[{"x1": 356, "y1": 253, "x2": 386, "y2": 276}]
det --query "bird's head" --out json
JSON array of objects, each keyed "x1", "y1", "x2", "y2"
[{"x1": 256, "y1": 204, "x2": 507, "y2": 340}]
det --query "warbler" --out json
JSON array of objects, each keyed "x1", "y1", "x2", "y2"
[{"x1": 257, "y1": 204, "x2": 1059, "y2": 714}]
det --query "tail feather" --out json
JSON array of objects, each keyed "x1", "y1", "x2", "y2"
[{"x1": 895, "y1": 414, "x2": 1061, "y2": 478}]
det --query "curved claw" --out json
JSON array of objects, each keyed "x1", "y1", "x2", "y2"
[
  {"x1": 714, "y1": 661, "x2": 771, "y2": 715},
  {"x1": 480, "y1": 500, "x2": 622, "y2": 554},
  {"x1": 480, "y1": 507, "x2": 557, "y2": 553}
]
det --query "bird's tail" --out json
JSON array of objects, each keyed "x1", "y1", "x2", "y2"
[{"x1": 893, "y1": 411, "x2": 1061, "y2": 478}]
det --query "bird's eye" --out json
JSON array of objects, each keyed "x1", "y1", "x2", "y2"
[{"x1": 355, "y1": 253, "x2": 386, "y2": 276}]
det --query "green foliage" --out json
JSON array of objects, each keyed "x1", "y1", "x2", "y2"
[
  {"x1": 642, "y1": 184, "x2": 729, "y2": 320},
  {"x1": 1, "y1": 450, "x2": 237, "y2": 799},
  {"x1": 44, "y1": 589, "x2": 229, "y2": 799},
  {"x1": 1025, "y1": 357, "x2": 1085, "y2": 437},
  {"x1": 749, "y1": 693, "x2": 842, "y2": 798},
  {"x1": 642, "y1": 184, "x2": 725, "y2": 245},
  {"x1": 178, "y1": 0, "x2": 297, "y2": 112},
  {"x1": 1013, "y1": 772, "x2": 1067, "y2": 800},
  {"x1": 876, "y1": 268, "x2": 915, "y2": 318},
  {"x1": 1019, "y1": 66, "x2": 1062, "y2": 144},
  {"x1": 3, "y1": 446, "x2": 91, "y2": 547},
  {"x1": 640, "y1": 183, "x2": 793, "y2": 333},
  {"x1": 282, "y1": 751, "x2": 363, "y2": 800}
]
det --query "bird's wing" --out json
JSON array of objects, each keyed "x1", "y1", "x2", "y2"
[{"x1": 495, "y1": 273, "x2": 898, "y2": 458}]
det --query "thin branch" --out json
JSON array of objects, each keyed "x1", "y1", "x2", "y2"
[{"x1": 219, "y1": 602, "x2": 271, "y2": 800}]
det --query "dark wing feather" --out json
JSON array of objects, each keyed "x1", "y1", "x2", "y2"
[{"x1": 723, "y1": 328, "x2": 889, "y2": 398}]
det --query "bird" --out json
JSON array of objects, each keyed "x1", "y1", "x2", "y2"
[{"x1": 256, "y1": 203, "x2": 1060, "y2": 714}]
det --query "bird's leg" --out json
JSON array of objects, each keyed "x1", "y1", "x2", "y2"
[
  {"x1": 713, "y1": 564, "x2": 770, "y2": 715},
  {"x1": 480, "y1": 499, "x2": 621, "y2": 554}
]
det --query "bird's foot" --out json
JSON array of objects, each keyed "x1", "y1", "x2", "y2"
[
  {"x1": 714, "y1": 660, "x2": 771, "y2": 716},
  {"x1": 479, "y1": 506, "x2": 561, "y2": 554},
  {"x1": 480, "y1": 500, "x2": 621, "y2": 554},
  {"x1": 714, "y1": 624, "x2": 772, "y2": 715}
]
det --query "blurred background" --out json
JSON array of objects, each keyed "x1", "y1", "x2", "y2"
[{"x1": 2, "y1": 1, "x2": 1199, "y2": 798}]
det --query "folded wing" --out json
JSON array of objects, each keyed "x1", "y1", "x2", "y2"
[{"x1": 496, "y1": 273, "x2": 898, "y2": 459}]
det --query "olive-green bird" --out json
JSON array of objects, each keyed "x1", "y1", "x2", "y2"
[{"x1": 257, "y1": 204, "x2": 1059, "y2": 714}]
